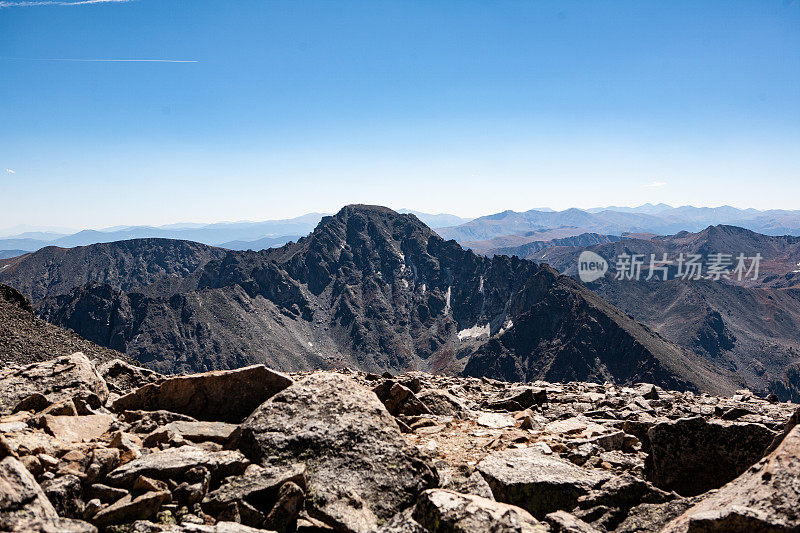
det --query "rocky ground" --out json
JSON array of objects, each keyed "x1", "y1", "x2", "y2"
[{"x1": 1, "y1": 353, "x2": 798, "y2": 533}]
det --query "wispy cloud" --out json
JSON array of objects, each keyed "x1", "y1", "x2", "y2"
[
  {"x1": 1, "y1": 57, "x2": 197, "y2": 63},
  {"x1": 646, "y1": 180, "x2": 667, "y2": 187},
  {"x1": 0, "y1": 0, "x2": 132, "y2": 7},
  {"x1": 5, "y1": 169, "x2": 15, "y2": 174}
]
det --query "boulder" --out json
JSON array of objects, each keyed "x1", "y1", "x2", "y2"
[
  {"x1": 41, "y1": 474, "x2": 84, "y2": 518},
  {"x1": 106, "y1": 445, "x2": 249, "y2": 487},
  {"x1": 372, "y1": 381, "x2": 432, "y2": 416},
  {"x1": 112, "y1": 365, "x2": 293, "y2": 423},
  {"x1": 0, "y1": 353, "x2": 108, "y2": 415},
  {"x1": 417, "y1": 389, "x2": 471, "y2": 418},
  {"x1": 146, "y1": 421, "x2": 238, "y2": 445},
  {"x1": 484, "y1": 387, "x2": 548, "y2": 411},
  {"x1": 98, "y1": 358, "x2": 164, "y2": 395},
  {"x1": 615, "y1": 499, "x2": 696, "y2": 533},
  {"x1": 91, "y1": 490, "x2": 172, "y2": 526},
  {"x1": 662, "y1": 425, "x2": 800, "y2": 532},
  {"x1": 202, "y1": 463, "x2": 306, "y2": 517},
  {"x1": 376, "y1": 508, "x2": 427, "y2": 533},
  {"x1": 0, "y1": 456, "x2": 58, "y2": 528},
  {"x1": 545, "y1": 511, "x2": 603, "y2": 533},
  {"x1": 40, "y1": 414, "x2": 115, "y2": 443},
  {"x1": 4, "y1": 517, "x2": 98, "y2": 532},
  {"x1": 237, "y1": 373, "x2": 438, "y2": 533},
  {"x1": 412, "y1": 489, "x2": 548, "y2": 533},
  {"x1": 477, "y1": 447, "x2": 610, "y2": 519},
  {"x1": 645, "y1": 416, "x2": 776, "y2": 496}
]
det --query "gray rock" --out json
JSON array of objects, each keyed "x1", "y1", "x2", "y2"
[
  {"x1": 662, "y1": 425, "x2": 800, "y2": 532},
  {"x1": 113, "y1": 365, "x2": 292, "y2": 423},
  {"x1": 99, "y1": 359, "x2": 164, "y2": 396},
  {"x1": 88, "y1": 483, "x2": 129, "y2": 503},
  {"x1": 237, "y1": 373, "x2": 437, "y2": 533},
  {"x1": 412, "y1": 489, "x2": 548, "y2": 533},
  {"x1": 372, "y1": 381, "x2": 432, "y2": 417},
  {"x1": 645, "y1": 416, "x2": 776, "y2": 496},
  {"x1": 615, "y1": 499, "x2": 696, "y2": 533},
  {"x1": 477, "y1": 447, "x2": 610, "y2": 519},
  {"x1": 0, "y1": 456, "x2": 58, "y2": 528},
  {"x1": 375, "y1": 508, "x2": 427, "y2": 533},
  {"x1": 455, "y1": 471, "x2": 495, "y2": 500},
  {"x1": 41, "y1": 474, "x2": 84, "y2": 518},
  {"x1": 264, "y1": 481, "x2": 304, "y2": 533},
  {"x1": 484, "y1": 387, "x2": 548, "y2": 411},
  {"x1": 147, "y1": 421, "x2": 238, "y2": 445},
  {"x1": 545, "y1": 511, "x2": 602, "y2": 533},
  {"x1": 106, "y1": 445, "x2": 249, "y2": 487},
  {"x1": 202, "y1": 463, "x2": 306, "y2": 517},
  {"x1": 5, "y1": 517, "x2": 98, "y2": 532},
  {"x1": 417, "y1": 389, "x2": 470, "y2": 418},
  {"x1": 92, "y1": 490, "x2": 172, "y2": 526},
  {"x1": 0, "y1": 353, "x2": 108, "y2": 415}
]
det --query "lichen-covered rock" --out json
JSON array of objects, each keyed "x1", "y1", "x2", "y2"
[
  {"x1": 0, "y1": 353, "x2": 108, "y2": 415},
  {"x1": 0, "y1": 456, "x2": 58, "y2": 528},
  {"x1": 202, "y1": 463, "x2": 306, "y2": 518},
  {"x1": 662, "y1": 425, "x2": 800, "y2": 532},
  {"x1": 477, "y1": 447, "x2": 610, "y2": 519},
  {"x1": 98, "y1": 359, "x2": 164, "y2": 396},
  {"x1": 237, "y1": 373, "x2": 437, "y2": 533},
  {"x1": 106, "y1": 446, "x2": 249, "y2": 487},
  {"x1": 645, "y1": 416, "x2": 777, "y2": 496},
  {"x1": 112, "y1": 365, "x2": 292, "y2": 423},
  {"x1": 91, "y1": 490, "x2": 172, "y2": 526},
  {"x1": 412, "y1": 489, "x2": 548, "y2": 533}
]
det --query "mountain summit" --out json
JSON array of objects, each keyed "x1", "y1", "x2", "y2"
[{"x1": 4, "y1": 205, "x2": 739, "y2": 393}]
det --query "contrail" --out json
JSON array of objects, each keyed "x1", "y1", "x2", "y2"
[
  {"x1": 1, "y1": 58, "x2": 197, "y2": 63},
  {"x1": 0, "y1": 0, "x2": 133, "y2": 7}
]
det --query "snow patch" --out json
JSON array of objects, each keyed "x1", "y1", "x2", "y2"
[
  {"x1": 499, "y1": 319, "x2": 514, "y2": 335},
  {"x1": 457, "y1": 323, "x2": 490, "y2": 340},
  {"x1": 444, "y1": 286, "x2": 451, "y2": 314},
  {"x1": 478, "y1": 275, "x2": 484, "y2": 293}
]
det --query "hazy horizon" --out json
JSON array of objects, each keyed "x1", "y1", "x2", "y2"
[{"x1": 2, "y1": 202, "x2": 799, "y2": 236}]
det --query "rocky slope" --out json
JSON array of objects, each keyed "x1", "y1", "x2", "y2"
[
  {"x1": 21, "y1": 206, "x2": 738, "y2": 394},
  {"x1": 0, "y1": 353, "x2": 797, "y2": 532},
  {"x1": 0, "y1": 284, "x2": 128, "y2": 367}
]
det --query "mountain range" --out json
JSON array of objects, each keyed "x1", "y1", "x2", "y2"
[
  {"x1": 475, "y1": 225, "x2": 800, "y2": 401},
  {"x1": 0, "y1": 205, "x2": 738, "y2": 395},
  {"x1": 439, "y1": 204, "x2": 800, "y2": 243},
  {"x1": 4, "y1": 204, "x2": 799, "y2": 260}
]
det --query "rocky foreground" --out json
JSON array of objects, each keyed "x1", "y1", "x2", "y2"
[{"x1": 0, "y1": 353, "x2": 798, "y2": 533}]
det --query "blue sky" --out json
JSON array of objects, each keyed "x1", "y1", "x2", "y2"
[{"x1": 1, "y1": 0, "x2": 798, "y2": 228}]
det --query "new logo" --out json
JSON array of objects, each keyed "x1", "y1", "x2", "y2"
[{"x1": 578, "y1": 251, "x2": 608, "y2": 283}]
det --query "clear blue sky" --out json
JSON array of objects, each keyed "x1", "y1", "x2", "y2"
[{"x1": 1, "y1": 0, "x2": 798, "y2": 229}]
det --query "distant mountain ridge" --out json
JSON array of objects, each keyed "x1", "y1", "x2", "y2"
[
  {"x1": 438, "y1": 205, "x2": 800, "y2": 242},
  {"x1": 0, "y1": 210, "x2": 471, "y2": 253},
  {"x1": 480, "y1": 224, "x2": 800, "y2": 400},
  {"x1": 0, "y1": 205, "x2": 737, "y2": 394}
]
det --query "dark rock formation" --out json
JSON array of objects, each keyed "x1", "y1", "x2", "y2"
[{"x1": 644, "y1": 416, "x2": 776, "y2": 496}]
